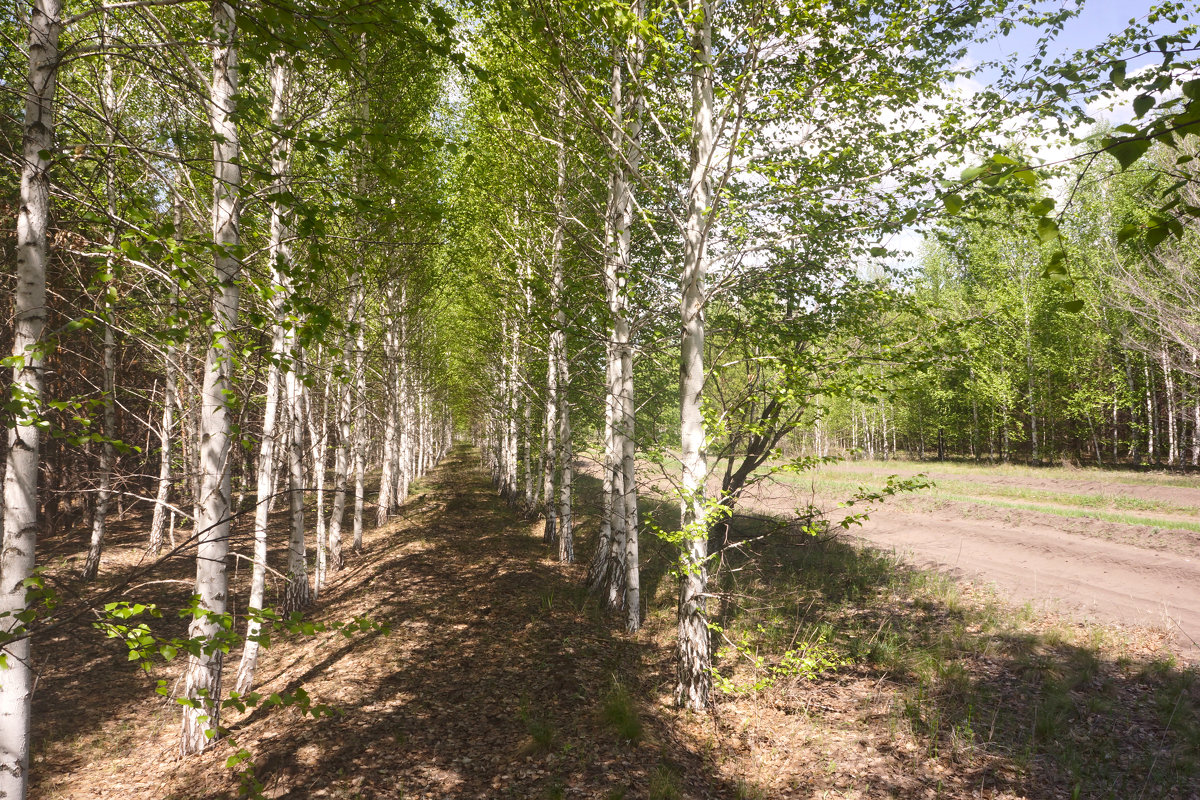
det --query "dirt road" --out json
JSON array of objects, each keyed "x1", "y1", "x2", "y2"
[
  {"x1": 851, "y1": 505, "x2": 1200, "y2": 653},
  {"x1": 744, "y1": 464, "x2": 1200, "y2": 659}
]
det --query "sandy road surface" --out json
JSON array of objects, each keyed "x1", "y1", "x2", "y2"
[
  {"x1": 737, "y1": 470, "x2": 1200, "y2": 659},
  {"x1": 851, "y1": 506, "x2": 1200, "y2": 653}
]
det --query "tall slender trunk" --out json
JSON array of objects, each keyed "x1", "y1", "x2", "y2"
[
  {"x1": 1192, "y1": 353, "x2": 1200, "y2": 467},
  {"x1": 352, "y1": 314, "x2": 367, "y2": 551},
  {"x1": 394, "y1": 293, "x2": 409, "y2": 508},
  {"x1": 350, "y1": 33, "x2": 369, "y2": 551},
  {"x1": 1026, "y1": 349, "x2": 1038, "y2": 464},
  {"x1": 1161, "y1": 341, "x2": 1177, "y2": 466},
  {"x1": 557, "y1": 354, "x2": 573, "y2": 563},
  {"x1": 1124, "y1": 353, "x2": 1140, "y2": 461},
  {"x1": 377, "y1": 301, "x2": 398, "y2": 525},
  {"x1": 1145, "y1": 356, "x2": 1157, "y2": 463},
  {"x1": 605, "y1": 7, "x2": 644, "y2": 628},
  {"x1": 547, "y1": 88, "x2": 571, "y2": 559},
  {"x1": 85, "y1": 23, "x2": 119, "y2": 582},
  {"x1": 676, "y1": 0, "x2": 714, "y2": 712},
  {"x1": 234, "y1": 55, "x2": 291, "y2": 694},
  {"x1": 0, "y1": 0, "x2": 60, "y2": 792},
  {"x1": 150, "y1": 169, "x2": 184, "y2": 556},
  {"x1": 327, "y1": 299, "x2": 355, "y2": 571},
  {"x1": 284, "y1": 347, "x2": 310, "y2": 613},
  {"x1": 593, "y1": 37, "x2": 626, "y2": 604},
  {"x1": 180, "y1": 0, "x2": 240, "y2": 755},
  {"x1": 619, "y1": 292, "x2": 640, "y2": 632},
  {"x1": 307, "y1": 358, "x2": 328, "y2": 595},
  {"x1": 542, "y1": 307, "x2": 559, "y2": 544},
  {"x1": 85, "y1": 295, "x2": 117, "y2": 581},
  {"x1": 507, "y1": 317, "x2": 520, "y2": 502},
  {"x1": 149, "y1": 315, "x2": 178, "y2": 555},
  {"x1": 233, "y1": 330, "x2": 280, "y2": 694},
  {"x1": 520, "y1": 258, "x2": 535, "y2": 512}
]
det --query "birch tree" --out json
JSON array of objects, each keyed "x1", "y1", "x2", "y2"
[
  {"x1": 0, "y1": 0, "x2": 61, "y2": 793},
  {"x1": 179, "y1": 0, "x2": 242, "y2": 754}
]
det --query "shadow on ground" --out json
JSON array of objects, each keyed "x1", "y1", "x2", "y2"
[{"x1": 699, "y1": 505, "x2": 1200, "y2": 799}]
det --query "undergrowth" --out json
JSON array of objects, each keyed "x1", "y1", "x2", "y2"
[{"x1": 696, "y1": 510, "x2": 1200, "y2": 798}]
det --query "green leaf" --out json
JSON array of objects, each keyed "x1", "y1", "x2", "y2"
[
  {"x1": 1106, "y1": 137, "x2": 1152, "y2": 170},
  {"x1": 1133, "y1": 94, "x2": 1155, "y2": 118},
  {"x1": 960, "y1": 165, "x2": 988, "y2": 182},
  {"x1": 1146, "y1": 222, "x2": 1173, "y2": 248},
  {"x1": 1013, "y1": 168, "x2": 1038, "y2": 186},
  {"x1": 942, "y1": 194, "x2": 964, "y2": 215},
  {"x1": 1062, "y1": 299, "x2": 1085, "y2": 313},
  {"x1": 1110, "y1": 60, "x2": 1127, "y2": 89},
  {"x1": 1036, "y1": 217, "x2": 1059, "y2": 244}
]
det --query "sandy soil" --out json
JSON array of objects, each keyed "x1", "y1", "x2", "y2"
[
  {"x1": 828, "y1": 462, "x2": 1200, "y2": 507},
  {"x1": 851, "y1": 506, "x2": 1200, "y2": 654},
  {"x1": 738, "y1": 469, "x2": 1200, "y2": 660}
]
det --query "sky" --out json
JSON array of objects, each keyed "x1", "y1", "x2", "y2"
[
  {"x1": 977, "y1": 0, "x2": 1169, "y2": 63},
  {"x1": 878, "y1": 0, "x2": 1196, "y2": 270}
]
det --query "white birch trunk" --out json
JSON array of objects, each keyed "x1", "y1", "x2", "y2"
[
  {"x1": 377, "y1": 304, "x2": 397, "y2": 525},
  {"x1": 180, "y1": 0, "x2": 240, "y2": 754},
  {"x1": 85, "y1": 24, "x2": 118, "y2": 582},
  {"x1": 352, "y1": 315, "x2": 366, "y2": 551},
  {"x1": 234, "y1": 55, "x2": 291, "y2": 694},
  {"x1": 557, "y1": 352, "x2": 573, "y2": 564},
  {"x1": 307, "y1": 360, "x2": 328, "y2": 595},
  {"x1": 1162, "y1": 342, "x2": 1178, "y2": 465},
  {"x1": 148, "y1": 172, "x2": 184, "y2": 556},
  {"x1": 84, "y1": 297, "x2": 116, "y2": 582},
  {"x1": 149, "y1": 338, "x2": 178, "y2": 556},
  {"x1": 676, "y1": 0, "x2": 715, "y2": 711},
  {"x1": 0, "y1": 0, "x2": 59, "y2": 792},
  {"x1": 542, "y1": 333, "x2": 558, "y2": 544},
  {"x1": 327, "y1": 319, "x2": 354, "y2": 571},
  {"x1": 395, "y1": 293, "x2": 409, "y2": 507},
  {"x1": 284, "y1": 348, "x2": 310, "y2": 613},
  {"x1": 507, "y1": 320, "x2": 520, "y2": 501},
  {"x1": 548, "y1": 87, "x2": 571, "y2": 557}
]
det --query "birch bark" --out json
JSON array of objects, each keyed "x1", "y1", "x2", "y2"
[
  {"x1": 327, "y1": 305, "x2": 355, "y2": 571},
  {"x1": 377, "y1": 299, "x2": 398, "y2": 525},
  {"x1": 148, "y1": 173, "x2": 184, "y2": 556},
  {"x1": 85, "y1": 19, "x2": 118, "y2": 582},
  {"x1": 284, "y1": 347, "x2": 310, "y2": 613},
  {"x1": 234, "y1": 55, "x2": 291, "y2": 694},
  {"x1": 352, "y1": 313, "x2": 367, "y2": 551},
  {"x1": 0, "y1": 0, "x2": 60, "y2": 791},
  {"x1": 307, "y1": 362, "x2": 328, "y2": 594},
  {"x1": 676, "y1": 0, "x2": 715, "y2": 711},
  {"x1": 548, "y1": 88, "x2": 572, "y2": 561},
  {"x1": 180, "y1": 0, "x2": 240, "y2": 754}
]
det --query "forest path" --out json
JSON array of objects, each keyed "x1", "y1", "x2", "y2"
[{"x1": 33, "y1": 444, "x2": 727, "y2": 800}]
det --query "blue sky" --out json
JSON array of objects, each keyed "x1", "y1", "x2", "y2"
[{"x1": 972, "y1": 0, "x2": 1192, "y2": 72}]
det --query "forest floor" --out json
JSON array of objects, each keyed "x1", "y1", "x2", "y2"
[{"x1": 27, "y1": 447, "x2": 1200, "y2": 799}]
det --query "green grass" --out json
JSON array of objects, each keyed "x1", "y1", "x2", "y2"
[
  {"x1": 822, "y1": 458, "x2": 1200, "y2": 489},
  {"x1": 517, "y1": 697, "x2": 556, "y2": 755},
  {"x1": 600, "y1": 678, "x2": 643, "y2": 743},
  {"x1": 647, "y1": 764, "x2": 681, "y2": 800},
  {"x1": 779, "y1": 470, "x2": 1200, "y2": 532},
  {"x1": 698, "y1": 505, "x2": 1200, "y2": 799},
  {"x1": 933, "y1": 492, "x2": 1200, "y2": 533}
]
